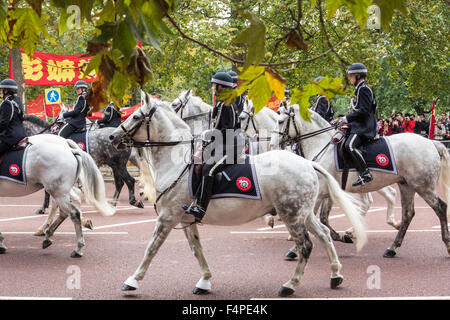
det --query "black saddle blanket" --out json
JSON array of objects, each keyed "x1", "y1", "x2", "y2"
[
  {"x1": 0, "y1": 145, "x2": 30, "y2": 184},
  {"x1": 189, "y1": 156, "x2": 262, "y2": 200},
  {"x1": 335, "y1": 136, "x2": 397, "y2": 174},
  {"x1": 69, "y1": 131, "x2": 89, "y2": 152}
]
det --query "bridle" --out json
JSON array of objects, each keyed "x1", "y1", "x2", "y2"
[
  {"x1": 241, "y1": 106, "x2": 271, "y2": 143},
  {"x1": 276, "y1": 107, "x2": 337, "y2": 160},
  {"x1": 173, "y1": 91, "x2": 212, "y2": 127}
]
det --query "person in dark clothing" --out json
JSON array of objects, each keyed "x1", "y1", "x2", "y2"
[
  {"x1": 310, "y1": 76, "x2": 335, "y2": 123},
  {"x1": 414, "y1": 114, "x2": 429, "y2": 137},
  {"x1": 0, "y1": 79, "x2": 27, "y2": 157},
  {"x1": 184, "y1": 72, "x2": 237, "y2": 222},
  {"x1": 339, "y1": 63, "x2": 377, "y2": 187},
  {"x1": 58, "y1": 80, "x2": 91, "y2": 138},
  {"x1": 96, "y1": 102, "x2": 122, "y2": 128},
  {"x1": 228, "y1": 71, "x2": 245, "y2": 129}
]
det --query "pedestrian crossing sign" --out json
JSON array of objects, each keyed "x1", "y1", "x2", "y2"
[{"x1": 45, "y1": 88, "x2": 61, "y2": 104}]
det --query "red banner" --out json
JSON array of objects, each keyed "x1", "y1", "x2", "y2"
[
  {"x1": 45, "y1": 103, "x2": 62, "y2": 118},
  {"x1": 26, "y1": 93, "x2": 46, "y2": 120},
  {"x1": 266, "y1": 96, "x2": 281, "y2": 112},
  {"x1": 9, "y1": 49, "x2": 97, "y2": 86}
]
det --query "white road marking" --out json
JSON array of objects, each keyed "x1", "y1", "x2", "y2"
[
  {"x1": 0, "y1": 296, "x2": 72, "y2": 300},
  {"x1": 432, "y1": 224, "x2": 450, "y2": 229},
  {"x1": 231, "y1": 229, "x2": 440, "y2": 235},
  {"x1": 252, "y1": 296, "x2": 450, "y2": 300},
  {"x1": 93, "y1": 219, "x2": 157, "y2": 230},
  {"x1": 0, "y1": 207, "x2": 137, "y2": 223},
  {"x1": 2, "y1": 231, "x2": 128, "y2": 235}
]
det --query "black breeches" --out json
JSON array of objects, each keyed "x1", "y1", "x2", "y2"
[
  {"x1": 344, "y1": 133, "x2": 367, "y2": 172},
  {"x1": 0, "y1": 142, "x2": 12, "y2": 157},
  {"x1": 58, "y1": 123, "x2": 76, "y2": 138}
]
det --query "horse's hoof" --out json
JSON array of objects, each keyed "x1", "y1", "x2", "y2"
[
  {"x1": 130, "y1": 200, "x2": 144, "y2": 209},
  {"x1": 121, "y1": 284, "x2": 137, "y2": 291},
  {"x1": 193, "y1": 287, "x2": 209, "y2": 295},
  {"x1": 42, "y1": 239, "x2": 52, "y2": 249},
  {"x1": 278, "y1": 286, "x2": 295, "y2": 297},
  {"x1": 0, "y1": 247, "x2": 7, "y2": 254},
  {"x1": 383, "y1": 249, "x2": 396, "y2": 258},
  {"x1": 284, "y1": 249, "x2": 297, "y2": 260},
  {"x1": 287, "y1": 235, "x2": 293, "y2": 241},
  {"x1": 330, "y1": 276, "x2": 344, "y2": 289},
  {"x1": 34, "y1": 230, "x2": 45, "y2": 237},
  {"x1": 342, "y1": 234, "x2": 354, "y2": 244},
  {"x1": 83, "y1": 219, "x2": 94, "y2": 230},
  {"x1": 447, "y1": 247, "x2": 450, "y2": 255},
  {"x1": 35, "y1": 208, "x2": 46, "y2": 215},
  {"x1": 70, "y1": 251, "x2": 83, "y2": 258}
]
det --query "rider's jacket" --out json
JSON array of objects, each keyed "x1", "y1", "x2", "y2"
[
  {"x1": 63, "y1": 93, "x2": 91, "y2": 129},
  {"x1": 346, "y1": 80, "x2": 377, "y2": 139},
  {"x1": 97, "y1": 103, "x2": 121, "y2": 128},
  {"x1": 311, "y1": 95, "x2": 334, "y2": 123},
  {"x1": 213, "y1": 101, "x2": 236, "y2": 132},
  {"x1": 0, "y1": 95, "x2": 26, "y2": 145}
]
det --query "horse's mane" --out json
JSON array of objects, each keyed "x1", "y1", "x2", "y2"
[
  {"x1": 23, "y1": 114, "x2": 51, "y2": 128},
  {"x1": 290, "y1": 104, "x2": 331, "y2": 128}
]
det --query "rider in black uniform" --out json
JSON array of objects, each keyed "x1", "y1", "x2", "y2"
[
  {"x1": 58, "y1": 80, "x2": 91, "y2": 138},
  {"x1": 340, "y1": 63, "x2": 377, "y2": 187},
  {"x1": 184, "y1": 72, "x2": 237, "y2": 222},
  {"x1": 0, "y1": 79, "x2": 27, "y2": 157},
  {"x1": 97, "y1": 102, "x2": 121, "y2": 128},
  {"x1": 228, "y1": 71, "x2": 245, "y2": 129},
  {"x1": 311, "y1": 76, "x2": 335, "y2": 123}
]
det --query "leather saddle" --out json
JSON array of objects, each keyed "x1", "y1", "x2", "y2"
[{"x1": 0, "y1": 137, "x2": 29, "y2": 164}]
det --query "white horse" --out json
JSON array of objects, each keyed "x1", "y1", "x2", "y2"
[
  {"x1": 109, "y1": 93, "x2": 368, "y2": 297},
  {"x1": 0, "y1": 134, "x2": 115, "y2": 257},
  {"x1": 271, "y1": 105, "x2": 450, "y2": 258},
  {"x1": 238, "y1": 103, "x2": 400, "y2": 242}
]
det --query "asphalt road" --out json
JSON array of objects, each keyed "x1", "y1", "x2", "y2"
[{"x1": 0, "y1": 184, "x2": 449, "y2": 300}]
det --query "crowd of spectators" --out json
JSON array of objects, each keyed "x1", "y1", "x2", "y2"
[{"x1": 375, "y1": 112, "x2": 450, "y2": 140}]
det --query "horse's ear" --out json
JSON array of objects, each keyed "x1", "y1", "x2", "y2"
[
  {"x1": 186, "y1": 89, "x2": 192, "y2": 98},
  {"x1": 145, "y1": 92, "x2": 151, "y2": 108}
]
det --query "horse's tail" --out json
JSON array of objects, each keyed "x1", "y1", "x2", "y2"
[
  {"x1": 135, "y1": 148, "x2": 156, "y2": 204},
  {"x1": 311, "y1": 161, "x2": 367, "y2": 252},
  {"x1": 433, "y1": 141, "x2": 450, "y2": 217},
  {"x1": 66, "y1": 139, "x2": 116, "y2": 217}
]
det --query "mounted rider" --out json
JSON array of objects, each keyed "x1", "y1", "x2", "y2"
[
  {"x1": 96, "y1": 101, "x2": 122, "y2": 128},
  {"x1": 0, "y1": 79, "x2": 27, "y2": 157},
  {"x1": 228, "y1": 71, "x2": 246, "y2": 129},
  {"x1": 58, "y1": 80, "x2": 92, "y2": 138},
  {"x1": 339, "y1": 63, "x2": 377, "y2": 187},
  {"x1": 184, "y1": 72, "x2": 238, "y2": 222},
  {"x1": 311, "y1": 77, "x2": 335, "y2": 123}
]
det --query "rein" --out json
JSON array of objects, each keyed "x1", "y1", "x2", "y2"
[
  {"x1": 174, "y1": 93, "x2": 212, "y2": 129},
  {"x1": 241, "y1": 108, "x2": 272, "y2": 143}
]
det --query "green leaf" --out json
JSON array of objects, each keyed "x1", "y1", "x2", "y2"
[
  {"x1": 325, "y1": 0, "x2": 372, "y2": 29},
  {"x1": 112, "y1": 21, "x2": 136, "y2": 59},
  {"x1": 247, "y1": 74, "x2": 272, "y2": 114},
  {"x1": 83, "y1": 53, "x2": 102, "y2": 78},
  {"x1": 232, "y1": 11, "x2": 266, "y2": 70},
  {"x1": 217, "y1": 88, "x2": 237, "y2": 105},
  {"x1": 373, "y1": 0, "x2": 407, "y2": 31},
  {"x1": 108, "y1": 71, "x2": 130, "y2": 106}
]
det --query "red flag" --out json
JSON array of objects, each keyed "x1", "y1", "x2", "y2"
[
  {"x1": 428, "y1": 99, "x2": 436, "y2": 140},
  {"x1": 26, "y1": 94, "x2": 46, "y2": 120},
  {"x1": 45, "y1": 103, "x2": 62, "y2": 118}
]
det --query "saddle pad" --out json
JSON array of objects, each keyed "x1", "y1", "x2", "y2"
[
  {"x1": 69, "y1": 131, "x2": 89, "y2": 153},
  {"x1": 188, "y1": 155, "x2": 262, "y2": 200},
  {"x1": 334, "y1": 136, "x2": 397, "y2": 174},
  {"x1": 0, "y1": 145, "x2": 30, "y2": 184}
]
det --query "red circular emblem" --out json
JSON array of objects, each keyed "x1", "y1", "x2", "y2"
[
  {"x1": 375, "y1": 153, "x2": 389, "y2": 167},
  {"x1": 77, "y1": 142, "x2": 85, "y2": 150},
  {"x1": 9, "y1": 164, "x2": 20, "y2": 176},
  {"x1": 236, "y1": 177, "x2": 251, "y2": 192}
]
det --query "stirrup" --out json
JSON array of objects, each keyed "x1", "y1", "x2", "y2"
[{"x1": 352, "y1": 172, "x2": 373, "y2": 187}]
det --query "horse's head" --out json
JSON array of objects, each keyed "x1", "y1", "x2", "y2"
[
  {"x1": 171, "y1": 89, "x2": 192, "y2": 114},
  {"x1": 270, "y1": 105, "x2": 302, "y2": 150}
]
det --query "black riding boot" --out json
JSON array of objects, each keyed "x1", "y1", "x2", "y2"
[
  {"x1": 184, "y1": 175, "x2": 214, "y2": 222},
  {"x1": 350, "y1": 149, "x2": 373, "y2": 186}
]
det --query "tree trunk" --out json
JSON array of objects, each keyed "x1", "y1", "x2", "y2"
[{"x1": 9, "y1": 48, "x2": 26, "y2": 112}]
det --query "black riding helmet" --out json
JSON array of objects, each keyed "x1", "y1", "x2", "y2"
[
  {"x1": 347, "y1": 63, "x2": 367, "y2": 80},
  {"x1": 74, "y1": 80, "x2": 88, "y2": 90},
  {"x1": 0, "y1": 78, "x2": 18, "y2": 95},
  {"x1": 211, "y1": 72, "x2": 234, "y2": 89},
  {"x1": 228, "y1": 71, "x2": 239, "y2": 87}
]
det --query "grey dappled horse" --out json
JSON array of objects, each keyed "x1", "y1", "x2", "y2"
[
  {"x1": 109, "y1": 93, "x2": 368, "y2": 297},
  {"x1": 0, "y1": 134, "x2": 115, "y2": 257},
  {"x1": 271, "y1": 105, "x2": 450, "y2": 258},
  {"x1": 23, "y1": 114, "x2": 144, "y2": 210}
]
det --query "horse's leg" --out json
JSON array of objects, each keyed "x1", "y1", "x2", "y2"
[
  {"x1": 183, "y1": 223, "x2": 213, "y2": 294},
  {"x1": 42, "y1": 199, "x2": 70, "y2": 250},
  {"x1": 0, "y1": 232, "x2": 7, "y2": 254},
  {"x1": 34, "y1": 197, "x2": 59, "y2": 236},
  {"x1": 122, "y1": 211, "x2": 181, "y2": 291},
  {"x1": 345, "y1": 192, "x2": 372, "y2": 238},
  {"x1": 67, "y1": 203, "x2": 85, "y2": 258},
  {"x1": 278, "y1": 217, "x2": 311, "y2": 297},
  {"x1": 318, "y1": 197, "x2": 353, "y2": 243},
  {"x1": 383, "y1": 184, "x2": 416, "y2": 258},
  {"x1": 378, "y1": 186, "x2": 400, "y2": 230},
  {"x1": 416, "y1": 190, "x2": 450, "y2": 255},
  {"x1": 110, "y1": 167, "x2": 125, "y2": 207},
  {"x1": 122, "y1": 169, "x2": 144, "y2": 208},
  {"x1": 306, "y1": 213, "x2": 343, "y2": 288},
  {"x1": 35, "y1": 191, "x2": 50, "y2": 215}
]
